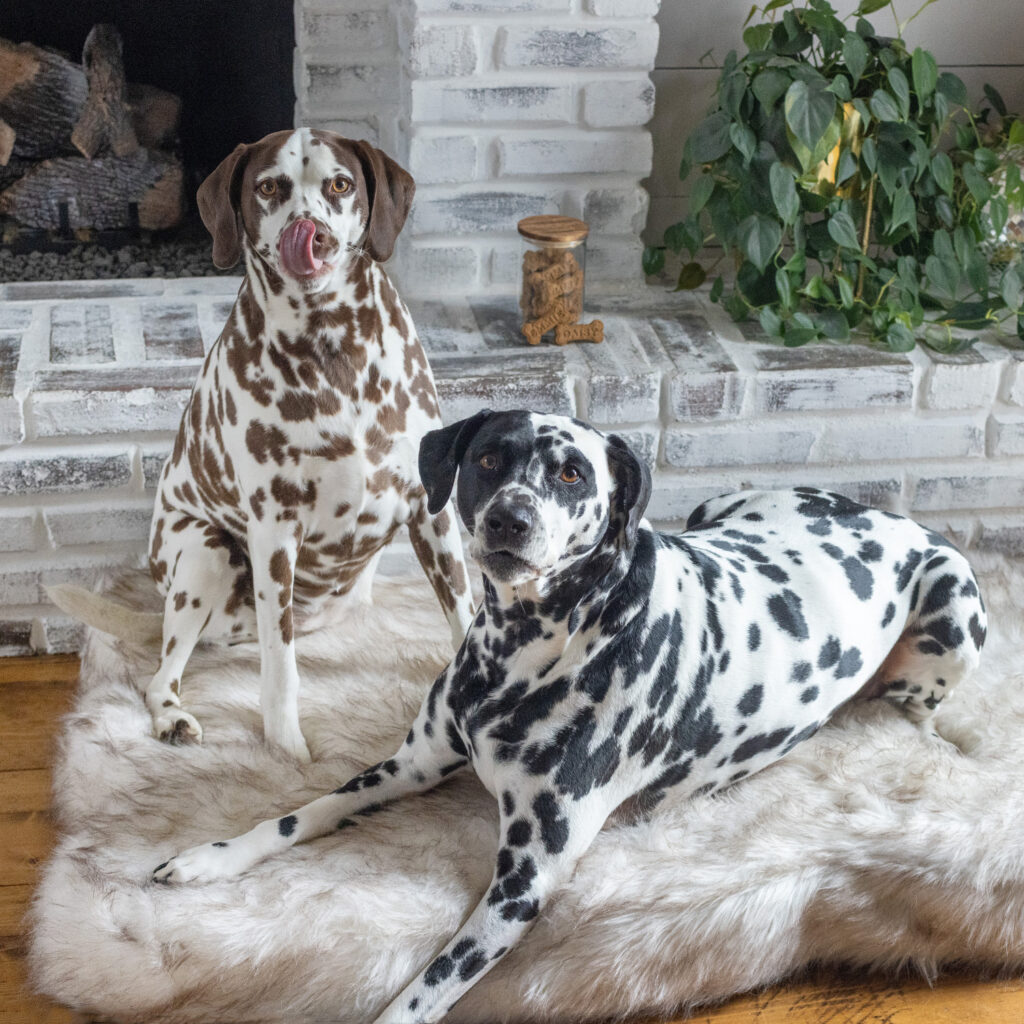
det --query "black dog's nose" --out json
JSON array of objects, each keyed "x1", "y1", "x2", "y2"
[{"x1": 485, "y1": 503, "x2": 534, "y2": 545}]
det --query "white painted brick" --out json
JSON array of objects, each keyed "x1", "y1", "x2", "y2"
[
  {"x1": 407, "y1": 134, "x2": 480, "y2": 185},
  {"x1": 0, "y1": 567, "x2": 40, "y2": 605},
  {"x1": 585, "y1": 237, "x2": 647, "y2": 282},
  {"x1": 583, "y1": 186, "x2": 648, "y2": 234},
  {"x1": 647, "y1": 473, "x2": 734, "y2": 523},
  {"x1": 486, "y1": 243, "x2": 524, "y2": 290},
  {"x1": 579, "y1": 317, "x2": 663, "y2": 424},
  {"x1": 973, "y1": 516, "x2": 1024, "y2": 557},
  {"x1": 0, "y1": 616, "x2": 33, "y2": 656},
  {"x1": 416, "y1": 0, "x2": 569, "y2": 10},
  {"x1": 408, "y1": 24, "x2": 479, "y2": 77},
  {"x1": 302, "y1": 61, "x2": 400, "y2": 115},
  {"x1": 582, "y1": 78, "x2": 655, "y2": 128},
  {"x1": 910, "y1": 469, "x2": 1024, "y2": 512},
  {"x1": 402, "y1": 244, "x2": 482, "y2": 295},
  {"x1": 0, "y1": 394, "x2": 24, "y2": 446},
  {"x1": 813, "y1": 416, "x2": 985, "y2": 463},
  {"x1": 39, "y1": 613, "x2": 85, "y2": 654},
  {"x1": 44, "y1": 498, "x2": 154, "y2": 548},
  {"x1": 301, "y1": 9, "x2": 395, "y2": 56},
  {"x1": 613, "y1": 426, "x2": 659, "y2": 469},
  {"x1": 498, "y1": 132, "x2": 652, "y2": 176},
  {"x1": 0, "y1": 509, "x2": 38, "y2": 553},
  {"x1": 664, "y1": 425, "x2": 816, "y2": 470},
  {"x1": 0, "y1": 446, "x2": 133, "y2": 496},
  {"x1": 1008, "y1": 355, "x2": 1024, "y2": 407},
  {"x1": 499, "y1": 25, "x2": 658, "y2": 70},
  {"x1": 411, "y1": 81, "x2": 573, "y2": 124},
  {"x1": 585, "y1": 0, "x2": 660, "y2": 14},
  {"x1": 141, "y1": 443, "x2": 173, "y2": 488},
  {"x1": 32, "y1": 387, "x2": 191, "y2": 437},
  {"x1": 921, "y1": 347, "x2": 1005, "y2": 410},
  {"x1": 412, "y1": 188, "x2": 560, "y2": 235},
  {"x1": 988, "y1": 412, "x2": 1024, "y2": 456}
]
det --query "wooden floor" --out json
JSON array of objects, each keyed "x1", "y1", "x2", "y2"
[{"x1": 3, "y1": 655, "x2": 1024, "y2": 1024}]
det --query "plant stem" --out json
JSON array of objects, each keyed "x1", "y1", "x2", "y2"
[{"x1": 856, "y1": 174, "x2": 877, "y2": 301}]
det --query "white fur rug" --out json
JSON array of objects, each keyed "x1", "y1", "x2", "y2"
[{"x1": 28, "y1": 554, "x2": 1024, "y2": 1023}]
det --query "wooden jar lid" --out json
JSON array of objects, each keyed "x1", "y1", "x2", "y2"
[{"x1": 517, "y1": 215, "x2": 589, "y2": 244}]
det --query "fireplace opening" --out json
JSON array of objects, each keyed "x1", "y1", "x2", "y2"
[{"x1": 0, "y1": 0, "x2": 295, "y2": 281}]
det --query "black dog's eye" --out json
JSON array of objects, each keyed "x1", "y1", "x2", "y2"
[
  {"x1": 560, "y1": 464, "x2": 581, "y2": 484},
  {"x1": 479, "y1": 453, "x2": 498, "y2": 470},
  {"x1": 257, "y1": 179, "x2": 277, "y2": 197}
]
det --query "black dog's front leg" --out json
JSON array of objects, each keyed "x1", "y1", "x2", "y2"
[
  {"x1": 153, "y1": 669, "x2": 463, "y2": 884},
  {"x1": 371, "y1": 789, "x2": 613, "y2": 1023}
]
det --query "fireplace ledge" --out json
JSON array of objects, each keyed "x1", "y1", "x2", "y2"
[{"x1": 1, "y1": 277, "x2": 1022, "y2": 654}]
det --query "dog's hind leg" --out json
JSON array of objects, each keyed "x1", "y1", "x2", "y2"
[
  {"x1": 147, "y1": 518, "x2": 255, "y2": 745},
  {"x1": 153, "y1": 663, "x2": 467, "y2": 884},
  {"x1": 372, "y1": 790, "x2": 613, "y2": 1024},
  {"x1": 869, "y1": 548, "x2": 986, "y2": 734}
]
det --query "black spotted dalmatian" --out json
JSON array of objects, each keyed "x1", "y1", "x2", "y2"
[{"x1": 153, "y1": 410, "x2": 987, "y2": 1022}]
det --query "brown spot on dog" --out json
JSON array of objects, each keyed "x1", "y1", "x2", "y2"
[
  {"x1": 246, "y1": 420, "x2": 289, "y2": 465},
  {"x1": 269, "y1": 548, "x2": 293, "y2": 608},
  {"x1": 165, "y1": 636, "x2": 177, "y2": 656},
  {"x1": 271, "y1": 476, "x2": 317, "y2": 507},
  {"x1": 174, "y1": 591, "x2": 188, "y2": 612},
  {"x1": 250, "y1": 487, "x2": 267, "y2": 521}
]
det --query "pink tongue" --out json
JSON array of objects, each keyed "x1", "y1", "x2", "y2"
[{"x1": 279, "y1": 219, "x2": 323, "y2": 277}]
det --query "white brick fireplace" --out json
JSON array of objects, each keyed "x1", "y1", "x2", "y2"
[
  {"x1": 295, "y1": 0, "x2": 659, "y2": 296},
  {"x1": 2, "y1": 1, "x2": 1024, "y2": 656}
]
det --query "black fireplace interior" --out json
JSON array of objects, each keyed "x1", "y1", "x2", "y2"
[{"x1": 0, "y1": 0, "x2": 295, "y2": 279}]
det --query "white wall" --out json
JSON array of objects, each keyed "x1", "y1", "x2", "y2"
[{"x1": 647, "y1": 0, "x2": 1024, "y2": 240}]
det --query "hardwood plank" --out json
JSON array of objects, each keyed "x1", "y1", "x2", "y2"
[
  {"x1": 0, "y1": 655, "x2": 80, "y2": 687},
  {"x1": 0, "y1": 676, "x2": 76, "y2": 773},
  {"x1": 2, "y1": 769, "x2": 53, "y2": 814}
]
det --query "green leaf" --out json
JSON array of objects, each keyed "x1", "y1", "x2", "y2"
[
  {"x1": 710, "y1": 275, "x2": 724, "y2": 302},
  {"x1": 856, "y1": 0, "x2": 889, "y2": 14},
  {"x1": 1009, "y1": 119, "x2": 1024, "y2": 148},
  {"x1": 737, "y1": 213, "x2": 783, "y2": 272},
  {"x1": 888, "y1": 67, "x2": 911, "y2": 120},
  {"x1": 861, "y1": 136, "x2": 877, "y2": 172},
  {"x1": 783, "y1": 251, "x2": 806, "y2": 274},
  {"x1": 642, "y1": 246, "x2": 665, "y2": 276},
  {"x1": 936, "y1": 72, "x2": 968, "y2": 107},
  {"x1": 769, "y1": 163, "x2": 800, "y2": 225},
  {"x1": 784, "y1": 78, "x2": 837, "y2": 153},
  {"x1": 689, "y1": 173, "x2": 715, "y2": 214},
  {"x1": 889, "y1": 187, "x2": 916, "y2": 234},
  {"x1": 775, "y1": 266, "x2": 794, "y2": 309},
  {"x1": 730, "y1": 122, "x2": 757, "y2": 163},
  {"x1": 759, "y1": 306, "x2": 783, "y2": 337},
  {"x1": 675, "y1": 262, "x2": 707, "y2": 291},
  {"x1": 962, "y1": 163, "x2": 992, "y2": 206},
  {"x1": 925, "y1": 254, "x2": 960, "y2": 298},
  {"x1": 815, "y1": 309, "x2": 850, "y2": 341},
  {"x1": 743, "y1": 23, "x2": 774, "y2": 51},
  {"x1": 783, "y1": 325, "x2": 820, "y2": 346},
  {"x1": 836, "y1": 273, "x2": 855, "y2": 308},
  {"x1": 869, "y1": 90, "x2": 901, "y2": 122},
  {"x1": 924, "y1": 323, "x2": 976, "y2": 354},
  {"x1": 829, "y1": 75, "x2": 852, "y2": 102},
  {"x1": 720, "y1": 70, "x2": 747, "y2": 120},
  {"x1": 842, "y1": 32, "x2": 869, "y2": 84},
  {"x1": 984, "y1": 83, "x2": 1008, "y2": 116},
  {"x1": 827, "y1": 209, "x2": 861, "y2": 250},
  {"x1": 911, "y1": 47, "x2": 938, "y2": 100},
  {"x1": 687, "y1": 111, "x2": 734, "y2": 163},
  {"x1": 752, "y1": 68, "x2": 792, "y2": 111},
  {"x1": 886, "y1": 321, "x2": 916, "y2": 351},
  {"x1": 665, "y1": 218, "x2": 702, "y2": 257},
  {"x1": 974, "y1": 147, "x2": 1000, "y2": 175},
  {"x1": 931, "y1": 152, "x2": 954, "y2": 195}
]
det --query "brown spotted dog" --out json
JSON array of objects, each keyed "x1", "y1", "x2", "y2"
[{"x1": 146, "y1": 128, "x2": 473, "y2": 762}]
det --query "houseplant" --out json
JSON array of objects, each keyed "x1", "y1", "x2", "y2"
[{"x1": 644, "y1": 0, "x2": 1024, "y2": 351}]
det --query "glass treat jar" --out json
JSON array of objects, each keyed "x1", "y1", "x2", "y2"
[{"x1": 517, "y1": 215, "x2": 589, "y2": 345}]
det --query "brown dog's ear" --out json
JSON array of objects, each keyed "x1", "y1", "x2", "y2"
[
  {"x1": 351, "y1": 139, "x2": 415, "y2": 263},
  {"x1": 197, "y1": 143, "x2": 250, "y2": 269}
]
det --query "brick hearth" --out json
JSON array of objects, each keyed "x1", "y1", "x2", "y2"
[{"x1": 1, "y1": 277, "x2": 1023, "y2": 654}]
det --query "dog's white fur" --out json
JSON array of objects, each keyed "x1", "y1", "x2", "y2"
[{"x1": 29, "y1": 555, "x2": 1024, "y2": 1023}]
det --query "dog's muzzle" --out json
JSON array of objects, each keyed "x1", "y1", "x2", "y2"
[
  {"x1": 477, "y1": 496, "x2": 540, "y2": 580},
  {"x1": 278, "y1": 218, "x2": 338, "y2": 278}
]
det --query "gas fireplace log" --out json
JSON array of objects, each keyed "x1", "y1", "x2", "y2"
[
  {"x1": 0, "y1": 148, "x2": 184, "y2": 230},
  {"x1": 71, "y1": 25, "x2": 138, "y2": 159},
  {"x1": 0, "y1": 117, "x2": 14, "y2": 165},
  {"x1": 0, "y1": 38, "x2": 88, "y2": 164},
  {"x1": 0, "y1": 33, "x2": 181, "y2": 166}
]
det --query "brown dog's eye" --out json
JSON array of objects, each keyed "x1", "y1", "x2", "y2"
[
  {"x1": 257, "y1": 179, "x2": 277, "y2": 197},
  {"x1": 560, "y1": 465, "x2": 580, "y2": 484},
  {"x1": 479, "y1": 453, "x2": 497, "y2": 470},
  {"x1": 330, "y1": 176, "x2": 351, "y2": 194}
]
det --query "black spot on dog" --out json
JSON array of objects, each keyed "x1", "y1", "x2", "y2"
[
  {"x1": 835, "y1": 647, "x2": 863, "y2": 679},
  {"x1": 732, "y1": 727, "x2": 794, "y2": 763},
  {"x1": 278, "y1": 815, "x2": 297, "y2": 837},
  {"x1": 748, "y1": 623, "x2": 761, "y2": 651},
  {"x1": 818, "y1": 636, "x2": 841, "y2": 670},
  {"x1": 767, "y1": 590, "x2": 809, "y2": 640},
  {"x1": 532, "y1": 791, "x2": 569, "y2": 855},
  {"x1": 738, "y1": 684, "x2": 763, "y2": 716},
  {"x1": 881, "y1": 601, "x2": 896, "y2": 628},
  {"x1": 969, "y1": 613, "x2": 986, "y2": 650},
  {"x1": 801, "y1": 686, "x2": 818, "y2": 703}
]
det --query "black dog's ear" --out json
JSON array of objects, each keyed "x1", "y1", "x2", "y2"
[
  {"x1": 606, "y1": 434, "x2": 652, "y2": 547},
  {"x1": 197, "y1": 143, "x2": 250, "y2": 269},
  {"x1": 419, "y1": 410, "x2": 493, "y2": 515}
]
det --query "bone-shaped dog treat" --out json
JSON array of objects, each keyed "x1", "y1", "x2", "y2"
[
  {"x1": 522, "y1": 301, "x2": 573, "y2": 345},
  {"x1": 554, "y1": 319, "x2": 603, "y2": 345}
]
